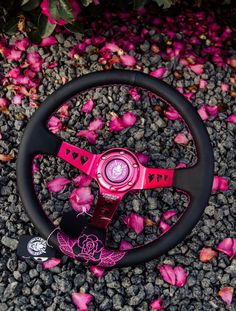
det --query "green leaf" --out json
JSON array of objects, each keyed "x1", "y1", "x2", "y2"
[
  {"x1": 2, "y1": 17, "x2": 18, "y2": 35},
  {"x1": 81, "y1": 0, "x2": 93, "y2": 6},
  {"x1": 28, "y1": 28, "x2": 42, "y2": 44},
  {"x1": 133, "y1": 0, "x2": 148, "y2": 9},
  {"x1": 21, "y1": 0, "x2": 41, "y2": 11},
  {"x1": 65, "y1": 21, "x2": 84, "y2": 33},
  {"x1": 152, "y1": 0, "x2": 173, "y2": 9},
  {"x1": 38, "y1": 14, "x2": 56, "y2": 38},
  {"x1": 48, "y1": 0, "x2": 74, "y2": 23}
]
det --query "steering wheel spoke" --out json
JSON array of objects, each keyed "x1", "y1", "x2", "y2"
[{"x1": 57, "y1": 141, "x2": 99, "y2": 178}]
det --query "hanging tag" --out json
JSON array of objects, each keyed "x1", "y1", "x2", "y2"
[{"x1": 17, "y1": 235, "x2": 56, "y2": 262}]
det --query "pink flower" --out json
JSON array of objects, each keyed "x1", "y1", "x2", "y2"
[
  {"x1": 212, "y1": 176, "x2": 229, "y2": 192},
  {"x1": 88, "y1": 118, "x2": 104, "y2": 131},
  {"x1": 72, "y1": 292, "x2": 92, "y2": 311},
  {"x1": 174, "y1": 133, "x2": 189, "y2": 145},
  {"x1": 119, "y1": 240, "x2": 133, "y2": 250},
  {"x1": 216, "y1": 238, "x2": 236, "y2": 259},
  {"x1": 136, "y1": 153, "x2": 149, "y2": 165},
  {"x1": 7, "y1": 49, "x2": 22, "y2": 61},
  {"x1": 90, "y1": 266, "x2": 105, "y2": 278},
  {"x1": 150, "y1": 299, "x2": 165, "y2": 310},
  {"x1": 162, "y1": 210, "x2": 177, "y2": 220},
  {"x1": 120, "y1": 54, "x2": 136, "y2": 67},
  {"x1": 6, "y1": 67, "x2": 20, "y2": 79},
  {"x1": 199, "y1": 79, "x2": 207, "y2": 89},
  {"x1": 48, "y1": 176, "x2": 71, "y2": 192},
  {"x1": 123, "y1": 213, "x2": 144, "y2": 234},
  {"x1": 150, "y1": 67, "x2": 166, "y2": 79},
  {"x1": 221, "y1": 82, "x2": 229, "y2": 92},
  {"x1": 0, "y1": 98, "x2": 8, "y2": 107},
  {"x1": 121, "y1": 112, "x2": 137, "y2": 127},
  {"x1": 15, "y1": 38, "x2": 29, "y2": 51},
  {"x1": 199, "y1": 247, "x2": 217, "y2": 262},
  {"x1": 73, "y1": 175, "x2": 92, "y2": 187},
  {"x1": 129, "y1": 88, "x2": 141, "y2": 101},
  {"x1": 198, "y1": 106, "x2": 209, "y2": 121},
  {"x1": 77, "y1": 130, "x2": 98, "y2": 144},
  {"x1": 159, "y1": 264, "x2": 187, "y2": 287},
  {"x1": 42, "y1": 258, "x2": 61, "y2": 269},
  {"x1": 218, "y1": 287, "x2": 234, "y2": 305},
  {"x1": 41, "y1": 0, "x2": 80, "y2": 25},
  {"x1": 13, "y1": 94, "x2": 24, "y2": 105},
  {"x1": 159, "y1": 221, "x2": 170, "y2": 234},
  {"x1": 189, "y1": 64, "x2": 204, "y2": 75},
  {"x1": 82, "y1": 99, "x2": 94, "y2": 113},
  {"x1": 48, "y1": 116, "x2": 63, "y2": 134},
  {"x1": 164, "y1": 106, "x2": 181, "y2": 120},
  {"x1": 70, "y1": 187, "x2": 94, "y2": 213},
  {"x1": 40, "y1": 36, "x2": 57, "y2": 46},
  {"x1": 226, "y1": 114, "x2": 236, "y2": 124}
]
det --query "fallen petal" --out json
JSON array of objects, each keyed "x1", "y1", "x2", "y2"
[
  {"x1": 0, "y1": 153, "x2": 14, "y2": 162},
  {"x1": 101, "y1": 42, "x2": 121, "y2": 53},
  {"x1": 120, "y1": 240, "x2": 133, "y2": 250},
  {"x1": 73, "y1": 175, "x2": 92, "y2": 187},
  {"x1": 218, "y1": 287, "x2": 234, "y2": 305},
  {"x1": 150, "y1": 67, "x2": 166, "y2": 79},
  {"x1": 199, "y1": 79, "x2": 207, "y2": 89},
  {"x1": 205, "y1": 105, "x2": 218, "y2": 116},
  {"x1": 120, "y1": 54, "x2": 136, "y2": 67},
  {"x1": 88, "y1": 118, "x2": 104, "y2": 131},
  {"x1": 72, "y1": 292, "x2": 92, "y2": 311},
  {"x1": 13, "y1": 94, "x2": 24, "y2": 105},
  {"x1": 42, "y1": 258, "x2": 61, "y2": 269},
  {"x1": 121, "y1": 112, "x2": 137, "y2": 128},
  {"x1": 199, "y1": 247, "x2": 217, "y2": 262},
  {"x1": 162, "y1": 210, "x2": 177, "y2": 220},
  {"x1": 159, "y1": 264, "x2": 176, "y2": 286},
  {"x1": 174, "y1": 266, "x2": 187, "y2": 287},
  {"x1": 136, "y1": 153, "x2": 149, "y2": 165},
  {"x1": 6, "y1": 67, "x2": 20, "y2": 78},
  {"x1": 70, "y1": 187, "x2": 94, "y2": 212},
  {"x1": 129, "y1": 88, "x2": 141, "y2": 101},
  {"x1": 7, "y1": 49, "x2": 22, "y2": 61},
  {"x1": 40, "y1": 36, "x2": 57, "y2": 46},
  {"x1": 0, "y1": 98, "x2": 8, "y2": 107},
  {"x1": 164, "y1": 106, "x2": 181, "y2": 120},
  {"x1": 90, "y1": 266, "x2": 105, "y2": 277},
  {"x1": 198, "y1": 106, "x2": 209, "y2": 121},
  {"x1": 159, "y1": 221, "x2": 171, "y2": 233},
  {"x1": 150, "y1": 298, "x2": 165, "y2": 310},
  {"x1": 109, "y1": 114, "x2": 125, "y2": 132},
  {"x1": 174, "y1": 133, "x2": 189, "y2": 145},
  {"x1": 48, "y1": 177, "x2": 71, "y2": 193},
  {"x1": 226, "y1": 114, "x2": 236, "y2": 124},
  {"x1": 15, "y1": 38, "x2": 29, "y2": 51},
  {"x1": 48, "y1": 116, "x2": 63, "y2": 134},
  {"x1": 77, "y1": 130, "x2": 98, "y2": 144},
  {"x1": 221, "y1": 83, "x2": 229, "y2": 92},
  {"x1": 82, "y1": 99, "x2": 94, "y2": 113},
  {"x1": 189, "y1": 64, "x2": 204, "y2": 75},
  {"x1": 176, "y1": 162, "x2": 187, "y2": 169},
  {"x1": 123, "y1": 213, "x2": 144, "y2": 235},
  {"x1": 216, "y1": 238, "x2": 233, "y2": 257}
]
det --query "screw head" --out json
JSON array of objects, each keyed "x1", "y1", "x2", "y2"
[
  {"x1": 128, "y1": 181, "x2": 133, "y2": 186},
  {"x1": 97, "y1": 173, "x2": 101, "y2": 178},
  {"x1": 102, "y1": 156, "x2": 106, "y2": 160},
  {"x1": 110, "y1": 186, "x2": 115, "y2": 191},
  {"x1": 133, "y1": 163, "x2": 138, "y2": 168},
  {"x1": 120, "y1": 151, "x2": 125, "y2": 155}
]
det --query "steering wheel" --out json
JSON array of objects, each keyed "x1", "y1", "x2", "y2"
[{"x1": 17, "y1": 70, "x2": 214, "y2": 268}]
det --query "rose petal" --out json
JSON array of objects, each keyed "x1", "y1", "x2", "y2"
[
  {"x1": 136, "y1": 153, "x2": 149, "y2": 165},
  {"x1": 199, "y1": 79, "x2": 207, "y2": 89},
  {"x1": 226, "y1": 114, "x2": 236, "y2": 124},
  {"x1": 90, "y1": 266, "x2": 105, "y2": 278},
  {"x1": 6, "y1": 67, "x2": 20, "y2": 78},
  {"x1": 121, "y1": 112, "x2": 137, "y2": 127},
  {"x1": 119, "y1": 240, "x2": 133, "y2": 250},
  {"x1": 109, "y1": 115, "x2": 125, "y2": 132},
  {"x1": 159, "y1": 264, "x2": 176, "y2": 285},
  {"x1": 174, "y1": 266, "x2": 187, "y2": 287},
  {"x1": 205, "y1": 105, "x2": 218, "y2": 116},
  {"x1": 129, "y1": 88, "x2": 141, "y2": 101},
  {"x1": 213, "y1": 176, "x2": 229, "y2": 192},
  {"x1": 199, "y1": 247, "x2": 217, "y2": 262},
  {"x1": 0, "y1": 98, "x2": 8, "y2": 107},
  {"x1": 82, "y1": 99, "x2": 94, "y2": 113},
  {"x1": 57, "y1": 103, "x2": 69, "y2": 119},
  {"x1": 218, "y1": 287, "x2": 234, "y2": 305},
  {"x1": 216, "y1": 238, "x2": 234, "y2": 257},
  {"x1": 123, "y1": 213, "x2": 144, "y2": 234},
  {"x1": 189, "y1": 64, "x2": 204, "y2": 75},
  {"x1": 13, "y1": 94, "x2": 24, "y2": 105},
  {"x1": 76, "y1": 130, "x2": 98, "y2": 144},
  {"x1": 15, "y1": 38, "x2": 29, "y2": 51},
  {"x1": 101, "y1": 42, "x2": 121, "y2": 53},
  {"x1": 48, "y1": 177, "x2": 71, "y2": 193},
  {"x1": 40, "y1": 36, "x2": 57, "y2": 47},
  {"x1": 70, "y1": 187, "x2": 94, "y2": 212},
  {"x1": 150, "y1": 67, "x2": 166, "y2": 79},
  {"x1": 174, "y1": 133, "x2": 189, "y2": 145},
  {"x1": 42, "y1": 258, "x2": 61, "y2": 269},
  {"x1": 120, "y1": 54, "x2": 136, "y2": 67},
  {"x1": 162, "y1": 210, "x2": 177, "y2": 220},
  {"x1": 198, "y1": 106, "x2": 209, "y2": 121},
  {"x1": 7, "y1": 49, "x2": 22, "y2": 61},
  {"x1": 159, "y1": 221, "x2": 171, "y2": 233},
  {"x1": 221, "y1": 83, "x2": 229, "y2": 92},
  {"x1": 0, "y1": 154, "x2": 14, "y2": 162},
  {"x1": 48, "y1": 116, "x2": 62, "y2": 134},
  {"x1": 150, "y1": 299, "x2": 165, "y2": 310},
  {"x1": 73, "y1": 175, "x2": 92, "y2": 187},
  {"x1": 164, "y1": 106, "x2": 181, "y2": 120},
  {"x1": 231, "y1": 239, "x2": 236, "y2": 260},
  {"x1": 176, "y1": 162, "x2": 187, "y2": 169},
  {"x1": 72, "y1": 292, "x2": 92, "y2": 311},
  {"x1": 88, "y1": 118, "x2": 104, "y2": 131}
]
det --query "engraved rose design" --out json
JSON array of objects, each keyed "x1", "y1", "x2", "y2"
[{"x1": 76, "y1": 234, "x2": 104, "y2": 262}]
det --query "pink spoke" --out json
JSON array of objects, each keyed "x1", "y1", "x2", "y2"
[
  {"x1": 134, "y1": 167, "x2": 174, "y2": 190},
  {"x1": 57, "y1": 141, "x2": 99, "y2": 178},
  {"x1": 89, "y1": 190, "x2": 124, "y2": 229}
]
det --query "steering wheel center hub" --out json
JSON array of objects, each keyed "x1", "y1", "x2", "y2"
[{"x1": 105, "y1": 159, "x2": 129, "y2": 183}]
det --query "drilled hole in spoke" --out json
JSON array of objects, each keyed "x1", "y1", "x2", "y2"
[
  {"x1": 72, "y1": 152, "x2": 78, "y2": 160},
  {"x1": 157, "y1": 174, "x2": 162, "y2": 182},
  {"x1": 65, "y1": 149, "x2": 70, "y2": 155},
  {"x1": 81, "y1": 156, "x2": 88, "y2": 164},
  {"x1": 149, "y1": 174, "x2": 154, "y2": 183}
]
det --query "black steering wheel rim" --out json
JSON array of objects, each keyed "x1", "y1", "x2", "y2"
[{"x1": 17, "y1": 70, "x2": 214, "y2": 267}]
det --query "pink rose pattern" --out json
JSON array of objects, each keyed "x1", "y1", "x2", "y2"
[{"x1": 57, "y1": 231, "x2": 125, "y2": 267}]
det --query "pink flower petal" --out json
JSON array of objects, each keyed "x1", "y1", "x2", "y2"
[
  {"x1": 218, "y1": 287, "x2": 234, "y2": 305},
  {"x1": 189, "y1": 64, "x2": 204, "y2": 75},
  {"x1": 213, "y1": 176, "x2": 229, "y2": 192},
  {"x1": 162, "y1": 210, "x2": 177, "y2": 220},
  {"x1": 15, "y1": 38, "x2": 29, "y2": 51},
  {"x1": 120, "y1": 54, "x2": 136, "y2": 67},
  {"x1": 82, "y1": 99, "x2": 94, "y2": 113},
  {"x1": 27, "y1": 52, "x2": 43, "y2": 72},
  {"x1": 101, "y1": 42, "x2": 121, "y2": 53},
  {"x1": 7, "y1": 49, "x2": 22, "y2": 61},
  {"x1": 221, "y1": 83, "x2": 229, "y2": 92},
  {"x1": 183, "y1": 92, "x2": 194, "y2": 101},
  {"x1": 159, "y1": 264, "x2": 176, "y2": 285},
  {"x1": 199, "y1": 247, "x2": 217, "y2": 262},
  {"x1": 73, "y1": 175, "x2": 92, "y2": 187},
  {"x1": 176, "y1": 162, "x2": 187, "y2": 169},
  {"x1": 150, "y1": 299, "x2": 165, "y2": 310},
  {"x1": 72, "y1": 292, "x2": 92, "y2": 311},
  {"x1": 88, "y1": 118, "x2": 104, "y2": 131},
  {"x1": 174, "y1": 133, "x2": 189, "y2": 145},
  {"x1": 150, "y1": 67, "x2": 166, "y2": 79},
  {"x1": 136, "y1": 153, "x2": 149, "y2": 165},
  {"x1": 226, "y1": 114, "x2": 236, "y2": 124},
  {"x1": 121, "y1": 112, "x2": 137, "y2": 127},
  {"x1": 198, "y1": 106, "x2": 209, "y2": 121},
  {"x1": 76, "y1": 130, "x2": 98, "y2": 144},
  {"x1": 159, "y1": 221, "x2": 171, "y2": 233},
  {"x1": 109, "y1": 115, "x2": 125, "y2": 132},
  {"x1": 40, "y1": 36, "x2": 57, "y2": 46},
  {"x1": 129, "y1": 88, "x2": 141, "y2": 101},
  {"x1": 199, "y1": 79, "x2": 207, "y2": 89},
  {"x1": 174, "y1": 266, "x2": 187, "y2": 287},
  {"x1": 212, "y1": 176, "x2": 220, "y2": 192},
  {"x1": 70, "y1": 187, "x2": 94, "y2": 212},
  {"x1": 90, "y1": 266, "x2": 105, "y2": 278},
  {"x1": 48, "y1": 116, "x2": 63, "y2": 134},
  {"x1": 42, "y1": 258, "x2": 61, "y2": 269},
  {"x1": 57, "y1": 103, "x2": 69, "y2": 119},
  {"x1": 0, "y1": 98, "x2": 8, "y2": 107},
  {"x1": 13, "y1": 94, "x2": 24, "y2": 105},
  {"x1": 123, "y1": 213, "x2": 144, "y2": 235},
  {"x1": 164, "y1": 106, "x2": 181, "y2": 120},
  {"x1": 6, "y1": 67, "x2": 20, "y2": 79},
  {"x1": 216, "y1": 238, "x2": 234, "y2": 257},
  {"x1": 48, "y1": 177, "x2": 71, "y2": 193},
  {"x1": 205, "y1": 105, "x2": 218, "y2": 116},
  {"x1": 119, "y1": 240, "x2": 133, "y2": 250}
]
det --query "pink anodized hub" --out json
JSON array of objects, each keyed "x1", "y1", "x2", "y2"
[{"x1": 105, "y1": 159, "x2": 129, "y2": 183}]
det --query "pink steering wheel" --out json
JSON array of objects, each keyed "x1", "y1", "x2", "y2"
[{"x1": 17, "y1": 70, "x2": 214, "y2": 268}]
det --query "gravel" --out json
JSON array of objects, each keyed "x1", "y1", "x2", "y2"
[{"x1": 0, "y1": 7, "x2": 236, "y2": 311}]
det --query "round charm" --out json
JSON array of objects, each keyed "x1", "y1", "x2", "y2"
[
  {"x1": 105, "y1": 159, "x2": 129, "y2": 183},
  {"x1": 27, "y1": 237, "x2": 47, "y2": 256}
]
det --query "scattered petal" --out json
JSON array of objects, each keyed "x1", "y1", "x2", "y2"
[
  {"x1": 159, "y1": 264, "x2": 176, "y2": 286},
  {"x1": 221, "y1": 82, "x2": 229, "y2": 92},
  {"x1": 174, "y1": 133, "x2": 189, "y2": 145},
  {"x1": 212, "y1": 176, "x2": 229, "y2": 192},
  {"x1": 109, "y1": 114, "x2": 125, "y2": 132},
  {"x1": 40, "y1": 36, "x2": 57, "y2": 46},
  {"x1": 0, "y1": 153, "x2": 14, "y2": 162},
  {"x1": 120, "y1": 54, "x2": 136, "y2": 67},
  {"x1": 129, "y1": 88, "x2": 141, "y2": 101},
  {"x1": 7, "y1": 49, "x2": 22, "y2": 61},
  {"x1": 150, "y1": 67, "x2": 166, "y2": 79},
  {"x1": 6, "y1": 67, "x2": 20, "y2": 79},
  {"x1": 121, "y1": 112, "x2": 137, "y2": 127},
  {"x1": 77, "y1": 130, "x2": 98, "y2": 144},
  {"x1": 0, "y1": 98, "x2": 8, "y2": 107},
  {"x1": 199, "y1": 79, "x2": 207, "y2": 89},
  {"x1": 226, "y1": 114, "x2": 236, "y2": 124},
  {"x1": 42, "y1": 258, "x2": 61, "y2": 269},
  {"x1": 101, "y1": 42, "x2": 121, "y2": 53},
  {"x1": 216, "y1": 238, "x2": 235, "y2": 258},
  {"x1": 48, "y1": 177, "x2": 71, "y2": 193},
  {"x1": 57, "y1": 103, "x2": 70, "y2": 119},
  {"x1": 48, "y1": 116, "x2": 63, "y2": 134},
  {"x1": 150, "y1": 299, "x2": 165, "y2": 310},
  {"x1": 90, "y1": 266, "x2": 105, "y2": 277},
  {"x1": 120, "y1": 240, "x2": 133, "y2": 250},
  {"x1": 136, "y1": 153, "x2": 149, "y2": 165},
  {"x1": 218, "y1": 287, "x2": 234, "y2": 305},
  {"x1": 205, "y1": 105, "x2": 218, "y2": 116},
  {"x1": 164, "y1": 106, "x2": 181, "y2": 120},
  {"x1": 176, "y1": 162, "x2": 187, "y2": 169},
  {"x1": 15, "y1": 38, "x2": 29, "y2": 51},
  {"x1": 13, "y1": 94, "x2": 24, "y2": 105},
  {"x1": 123, "y1": 213, "x2": 144, "y2": 234},
  {"x1": 159, "y1": 221, "x2": 171, "y2": 233},
  {"x1": 82, "y1": 99, "x2": 94, "y2": 113},
  {"x1": 199, "y1": 247, "x2": 217, "y2": 262},
  {"x1": 88, "y1": 118, "x2": 104, "y2": 131},
  {"x1": 72, "y1": 292, "x2": 92, "y2": 311},
  {"x1": 73, "y1": 175, "x2": 92, "y2": 187},
  {"x1": 189, "y1": 64, "x2": 204, "y2": 75},
  {"x1": 198, "y1": 106, "x2": 209, "y2": 121},
  {"x1": 162, "y1": 210, "x2": 177, "y2": 220},
  {"x1": 174, "y1": 266, "x2": 187, "y2": 287},
  {"x1": 70, "y1": 187, "x2": 94, "y2": 213}
]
